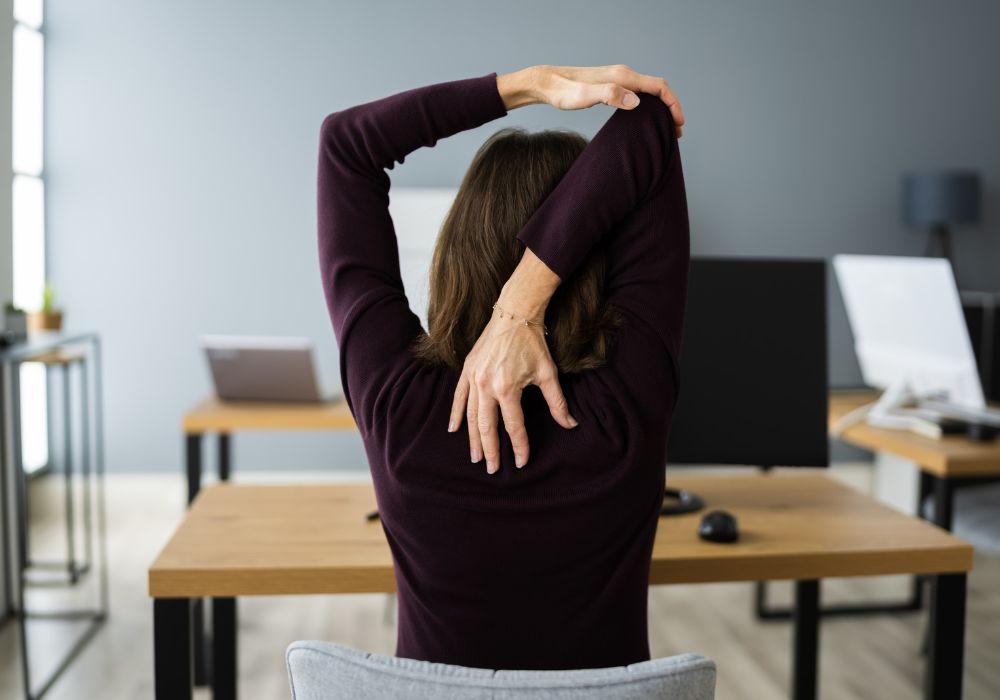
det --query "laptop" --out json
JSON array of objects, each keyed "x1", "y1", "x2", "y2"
[{"x1": 202, "y1": 335, "x2": 340, "y2": 403}]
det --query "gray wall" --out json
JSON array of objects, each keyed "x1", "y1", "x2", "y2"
[
  {"x1": 0, "y1": 2, "x2": 10, "y2": 306},
  {"x1": 46, "y1": 0, "x2": 1000, "y2": 473},
  {"x1": 1, "y1": 0, "x2": 13, "y2": 624}
]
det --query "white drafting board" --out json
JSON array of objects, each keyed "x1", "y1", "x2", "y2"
[{"x1": 388, "y1": 187, "x2": 458, "y2": 331}]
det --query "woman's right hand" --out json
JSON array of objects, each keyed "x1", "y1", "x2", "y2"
[{"x1": 497, "y1": 64, "x2": 685, "y2": 137}]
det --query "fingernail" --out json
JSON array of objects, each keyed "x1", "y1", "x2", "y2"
[
  {"x1": 623, "y1": 93, "x2": 638, "y2": 108},
  {"x1": 448, "y1": 419, "x2": 457, "y2": 432},
  {"x1": 487, "y1": 461, "x2": 497, "y2": 474},
  {"x1": 471, "y1": 448, "x2": 482, "y2": 463},
  {"x1": 515, "y1": 457, "x2": 526, "y2": 469},
  {"x1": 568, "y1": 415, "x2": 579, "y2": 427}
]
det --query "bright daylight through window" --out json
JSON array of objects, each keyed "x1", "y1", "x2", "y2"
[{"x1": 12, "y1": 0, "x2": 47, "y2": 472}]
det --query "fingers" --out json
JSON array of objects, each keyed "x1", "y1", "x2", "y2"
[
  {"x1": 553, "y1": 64, "x2": 684, "y2": 130},
  {"x1": 603, "y1": 65, "x2": 683, "y2": 123},
  {"x1": 583, "y1": 81, "x2": 641, "y2": 111},
  {"x1": 537, "y1": 369, "x2": 578, "y2": 430},
  {"x1": 467, "y1": 380, "x2": 483, "y2": 465},
  {"x1": 624, "y1": 70, "x2": 685, "y2": 138},
  {"x1": 449, "y1": 375, "x2": 469, "y2": 433},
  {"x1": 476, "y1": 380, "x2": 501, "y2": 475},
  {"x1": 643, "y1": 76, "x2": 685, "y2": 127},
  {"x1": 449, "y1": 374, "x2": 469, "y2": 433},
  {"x1": 589, "y1": 64, "x2": 683, "y2": 138},
  {"x1": 498, "y1": 393, "x2": 529, "y2": 468}
]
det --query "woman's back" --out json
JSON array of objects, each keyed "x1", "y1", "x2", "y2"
[
  {"x1": 317, "y1": 70, "x2": 688, "y2": 670},
  {"x1": 369, "y1": 347, "x2": 677, "y2": 669}
]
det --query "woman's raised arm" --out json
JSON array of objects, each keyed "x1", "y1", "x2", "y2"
[
  {"x1": 449, "y1": 65, "x2": 685, "y2": 475},
  {"x1": 318, "y1": 72, "x2": 512, "y2": 435}
]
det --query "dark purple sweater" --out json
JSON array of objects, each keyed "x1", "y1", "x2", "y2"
[{"x1": 318, "y1": 72, "x2": 689, "y2": 670}]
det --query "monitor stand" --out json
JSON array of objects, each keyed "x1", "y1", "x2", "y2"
[
  {"x1": 862, "y1": 381, "x2": 1000, "y2": 429},
  {"x1": 828, "y1": 380, "x2": 931, "y2": 435},
  {"x1": 865, "y1": 381, "x2": 925, "y2": 430},
  {"x1": 830, "y1": 381, "x2": 999, "y2": 441}
]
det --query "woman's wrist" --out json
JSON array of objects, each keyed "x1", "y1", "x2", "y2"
[
  {"x1": 496, "y1": 248, "x2": 561, "y2": 321},
  {"x1": 495, "y1": 288, "x2": 549, "y2": 323},
  {"x1": 496, "y1": 67, "x2": 543, "y2": 111}
]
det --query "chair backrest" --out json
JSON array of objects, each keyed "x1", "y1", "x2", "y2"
[{"x1": 286, "y1": 640, "x2": 716, "y2": 700}]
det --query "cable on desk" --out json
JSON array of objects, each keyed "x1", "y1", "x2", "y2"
[{"x1": 829, "y1": 400, "x2": 877, "y2": 437}]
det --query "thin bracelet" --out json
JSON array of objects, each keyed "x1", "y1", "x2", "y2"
[{"x1": 492, "y1": 302, "x2": 548, "y2": 335}]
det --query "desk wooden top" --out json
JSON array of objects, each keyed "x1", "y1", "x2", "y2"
[
  {"x1": 182, "y1": 395, "x2": 356, "y2": 433},
  {"x1": 830, "y1": 391, "x2": 1000, "y2": 478},
  {"x1": 21, "y1": 348, "x2": 88, "y2": 366},
  {"x1": 149, "y1": 472, "x2": 972, "y2": 598}
]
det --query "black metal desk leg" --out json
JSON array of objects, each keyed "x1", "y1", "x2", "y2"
[
  {"x1": 154, "y1": 598, "x2": 193, "y2": 700},
  {"x1": 925, "y1": 573, "x2": 966, "y2": 700},
  {"x1": 184, "y1": 433, "x2": 211, "y2": 686},
  {"x1": 931, "y1": 476, "x2": 955, "y2": 532},
  {"x1": 218, "y1": 433, "x2": 231, "y2": 482},
  {"x1": 186, "y1": 434, "x2": 202, "y2": 505},
  {"x1": 213, "y1": 597, "x2": 237, "y2": 700},
  {"x1": 792, "y1": 580, "x2": 820, "y2": 700}
]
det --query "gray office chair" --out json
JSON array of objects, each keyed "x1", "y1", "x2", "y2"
[
  {"x1": 924, "y1": 481, "x2": 1000, "y2": 554},
  {"x1": 286, "y1": 641, "x2": 716, "y2": 700}
]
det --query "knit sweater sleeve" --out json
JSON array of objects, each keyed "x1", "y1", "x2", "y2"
[
  {"x1": 516, "y1": 95, "x2": 689, "y2": 374},
  {"x1": 317, "y1": 73, "x2": 508, "y2": 435}
]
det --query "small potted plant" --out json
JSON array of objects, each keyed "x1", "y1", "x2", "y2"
[{"x1": 28, "y1": 281, "x2": 64, "y2": 333}]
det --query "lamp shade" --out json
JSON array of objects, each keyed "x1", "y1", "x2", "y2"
[{"x1": 902, "y1": 170, "x2": 981, "y2": 228}]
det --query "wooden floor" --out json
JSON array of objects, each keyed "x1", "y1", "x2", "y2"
[{"x1": 1, "y1": 466, "x2": 997, "y2": 699}]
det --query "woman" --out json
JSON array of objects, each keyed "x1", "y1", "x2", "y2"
[{"x1": 317, "y1": 64, "x2": 689, "y2": 671}]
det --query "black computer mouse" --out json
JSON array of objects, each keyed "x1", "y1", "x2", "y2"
[{"x1": 698, "y1": 510, "x2": 739, "y2": 543}]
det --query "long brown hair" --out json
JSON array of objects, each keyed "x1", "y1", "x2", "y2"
[{"x1": 411, "y1": 126, "x2": 622, "y2": 374}]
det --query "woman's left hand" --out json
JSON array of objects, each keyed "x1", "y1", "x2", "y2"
[{"x1": 497, "y1": 63, "x2": 685, "y2": 137}]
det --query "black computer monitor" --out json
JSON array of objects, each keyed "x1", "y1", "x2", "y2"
[{"x1": 666, "y1": 257, "x2": 829, "y2": 468}]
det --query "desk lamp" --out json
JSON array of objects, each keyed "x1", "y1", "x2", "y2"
[{"x1": 902, "y1": 170, "x2": 981, "y2": 272}]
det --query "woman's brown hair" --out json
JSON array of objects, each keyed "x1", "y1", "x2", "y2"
[{"x1": 411, "y1": 126, "x2": 622, "y2": 374}]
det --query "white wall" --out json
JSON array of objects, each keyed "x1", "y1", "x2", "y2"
[{"x1": 44, "y1": 0, "x2": 1000, "y2": 473}]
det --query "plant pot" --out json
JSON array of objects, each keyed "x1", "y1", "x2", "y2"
[{"x1": 28, "y1": 310, "x2": 63, "y2": 333}]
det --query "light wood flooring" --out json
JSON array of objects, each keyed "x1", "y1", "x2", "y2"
[{"x1": 1, "y1": 465, "x2": 997, "y2": 699}]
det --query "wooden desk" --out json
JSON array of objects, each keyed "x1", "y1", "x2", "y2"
[
  {"x1": 181, "y1": 396, "x2": 356, "y2": 502},
  {"x1": 830, "y1": 391, "x2": 1000, "y2": 479},
  {"x1": 21, "y1": 347, "x2": 89, "y2": 366},
  {"x1": 183, "y1": 396, "x2": 356, "y2": 434},
  {"x1": 830, "y1": 390, "x2": 1000, "y2": 531},
  {"x1": 149, "y1": 472, "x2": 972, "y2": 700},
  {"x1": 181, "y1": 396, "x2": 358, "y2": 686}
]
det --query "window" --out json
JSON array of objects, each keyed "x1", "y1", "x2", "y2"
[{"x1": 13, "y1": 0, "x2": 47, "y2": 473}]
